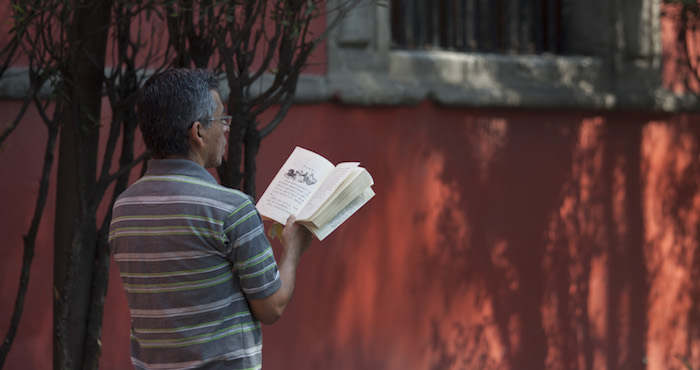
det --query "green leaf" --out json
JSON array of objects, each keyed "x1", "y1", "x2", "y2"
[{"x1": 11, "y1": 4, "x2": 25, "y2": 16}]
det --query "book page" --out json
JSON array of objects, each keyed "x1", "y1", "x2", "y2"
[
  {"x1": 307, "y1": 167, "x2": 373, "y2": 228},
  {"x1": 257, "y1": 147, "x2": 336, "y2": 225},
  {"x1": 306, "y1": 187, "x2": 375, "y2": 241},
  {"x1": 296, "y1": 162, "x2": 359, "y2": 221}
]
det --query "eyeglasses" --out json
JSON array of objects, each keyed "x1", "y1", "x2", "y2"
[{"x1": 208, "y1": 115, "x2": 232, "y2": 127}]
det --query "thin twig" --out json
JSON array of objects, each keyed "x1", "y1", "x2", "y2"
[{"x1": 0, "y1": 98, "x2": 59, "y2": 368}]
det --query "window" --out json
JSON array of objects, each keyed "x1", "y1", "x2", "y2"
[
  {"x1": 0, "y1": 0, "x2": 676, "y2": 110},
  {"x1": 391, "y1": 0, "x2": 564, "y2": 54},
  {"x1": 323, "y1": 0, "x2": 667, "y2": 110}
]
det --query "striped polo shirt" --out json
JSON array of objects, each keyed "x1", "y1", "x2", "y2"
[{"x1": 109, "y1": 159, "x2": 281, "y2": 370}]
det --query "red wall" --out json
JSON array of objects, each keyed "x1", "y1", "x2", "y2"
[
  {"x1": 2, "y1": 99, "x2": 699, "y2": 369},
  {"x1": 2, "y1": 4, "x2": 700, "y2": 368}
]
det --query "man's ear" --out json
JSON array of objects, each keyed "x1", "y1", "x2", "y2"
[{"x1": 189, "y1": 121, "x2": 205, "y2": 148}]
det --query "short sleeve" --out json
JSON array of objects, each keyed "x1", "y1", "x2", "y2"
[{"x1": 224, "y1": 197, "x2": 281, "y2": 300}]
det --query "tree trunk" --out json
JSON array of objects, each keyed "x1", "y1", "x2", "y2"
[
  {"x1": 243, "y1": 125, "x2": 260, "y2": 198},
  {"x1": 53, "y1": 1, "x2": 113, "y2": 368},
  {"x1": 218, "y1": 89, "x2": 251, "y2": 191}
]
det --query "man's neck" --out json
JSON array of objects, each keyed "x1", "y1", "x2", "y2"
[{"x1": 162, "y1": 153, "x2": 204, "y2": 167}]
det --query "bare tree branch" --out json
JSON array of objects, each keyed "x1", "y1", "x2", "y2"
[
  {"x1": 2, "y1": 0, "x2": 373, "y2": 366},
  {"x1": 259, "y1": 89, "x2": 296, "y2": 138},
  {"x1": 0, "y1": 95, "x2": 31, "y2": 146},
  {"x1": 0, "y1": 97, "x2": 60, "y2": 369}
]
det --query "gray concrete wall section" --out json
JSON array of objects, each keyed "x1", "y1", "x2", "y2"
[
  {"x1": 1, "y1": 0, "x2": 698, "y2": 111},
  {"x1": 320, "y1": 0, "x2": 698, "y2": 111}
]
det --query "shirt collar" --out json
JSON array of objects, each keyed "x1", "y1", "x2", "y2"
[{"x1": 144, "y1": 159, "x2": 218, "y2": 184}]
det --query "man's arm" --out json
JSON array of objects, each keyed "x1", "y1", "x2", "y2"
[{"x1": 248, "y1": 215, "x2": 312, "y2": 324}]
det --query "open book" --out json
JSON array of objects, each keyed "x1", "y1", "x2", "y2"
[{"x1": 256, "y1": 146, "x2": 375, "y2": 241}]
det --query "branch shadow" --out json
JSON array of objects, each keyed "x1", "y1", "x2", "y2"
[{"x1": 418, "y1": 111, "x2": 696, "y2": 369}]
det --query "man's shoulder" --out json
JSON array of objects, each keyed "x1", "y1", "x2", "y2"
[
  {"x1": 209, "y1": 185, "x2": 254, "y2": 207},
  {"x1": 127, "y1": 175, "x2": 253, "y2": 204}
]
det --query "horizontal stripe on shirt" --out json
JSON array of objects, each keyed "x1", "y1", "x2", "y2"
[
  {"x1": 130, "y1": 344, "x2": 263, "y2": 370},
  {"x1": 123, "y1": 271, "x2": 234, "y2": 293}
]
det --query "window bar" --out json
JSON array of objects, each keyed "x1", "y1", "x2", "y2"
[
  {"x1": 491, "y1": 0, "x2": 503, "y2": 52},
  {"x1": 466, "y1": 0, "x2": 477, "y2": 51},
  {"x1": 533, "y1": 0, "x2": 544, "y2": 52},
  {"x1": 465, "y1": 0, "x2": 475, "y2": 51},
  {"x1": 474, "y1": 0, "x2": 484, "y2": 51},
  {"x1": 391, "y1": 0, "x2": 405, "y2": 48},
  {"x1": 404, "y1": 0, "x2": 414, "y2": 48},
  {"x1": 479, "y1": 0, "x2": 493, "y2": 52},
  {"x1": 413, "y1": 0, "x2": 425, "y2": 48},
  {"x1": 421, "y1": 0, "x2": 428, "y2": 48},
  {"x1": 540, "y1": 0, "x2": 553, "y2": 53},
  {"x1": 430, "y1": 0, "x2": 441, "y2": 48},
  {"x1": 482, "y1": 0, "x2": 496, "y2": 52},
  {"x1": 444, "y1": 0, "x2": 454, "y2": 49},
  {"x1": 455, "y1": 0, "x2": 466, "y2": 50},
  {"x1": 558, "y1": 0, "x2": 567, "y2": 52},
  {"x1": 546, "y1": 0, "x2": 562, "y2": 53},
  {"x1": 519, "y1": 0, "x2": 533, "y2": 53},
  {"x1": 504, "y1": 0, "x2": 518, "y2": 53}
]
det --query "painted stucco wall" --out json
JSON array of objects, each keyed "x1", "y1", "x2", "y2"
[
  {"x1": 2, "y1": 1, "x2": 700, "y2": 369},
  {"x1": 2, "y1": 100, "x2": 699, "y2": 369}
]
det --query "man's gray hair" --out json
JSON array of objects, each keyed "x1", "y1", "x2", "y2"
[{"x1": 137, "y1": 68, "x2": 220, "y2": 159}]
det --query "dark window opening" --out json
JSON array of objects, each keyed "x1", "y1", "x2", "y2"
[{"x1": 391, "y1": 0, "x2": 566, "y2": 54}]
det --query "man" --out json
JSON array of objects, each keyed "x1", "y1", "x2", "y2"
[{"x1": 108, "y1": 68, "x2": 312, "y2": 369}]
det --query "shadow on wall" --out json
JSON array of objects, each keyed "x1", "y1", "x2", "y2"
[
  {"x1": 259, "y1": 106, "x2": 700, "y2": 370},
  {"x1": 419, "y1": 114, "x2": 700, "y2": 369},
  {"x1": 2, "y1": 101, "x2": 699, "y2": 369}
]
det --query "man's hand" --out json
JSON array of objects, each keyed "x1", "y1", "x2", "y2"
[
  {"x1": 281, "y1": 215, "x2": 313, "y2": 257},
  {"x1": 249, "y1": 215, "x2": 313, "y2": 325}
]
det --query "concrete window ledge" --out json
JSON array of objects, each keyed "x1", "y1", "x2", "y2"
[
  {"x1": 1, "y1": 64, "x2": 698, "y2": 113},
  {"x1": 318, "y1": 51, "x2": 699, "y2": 111}
]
